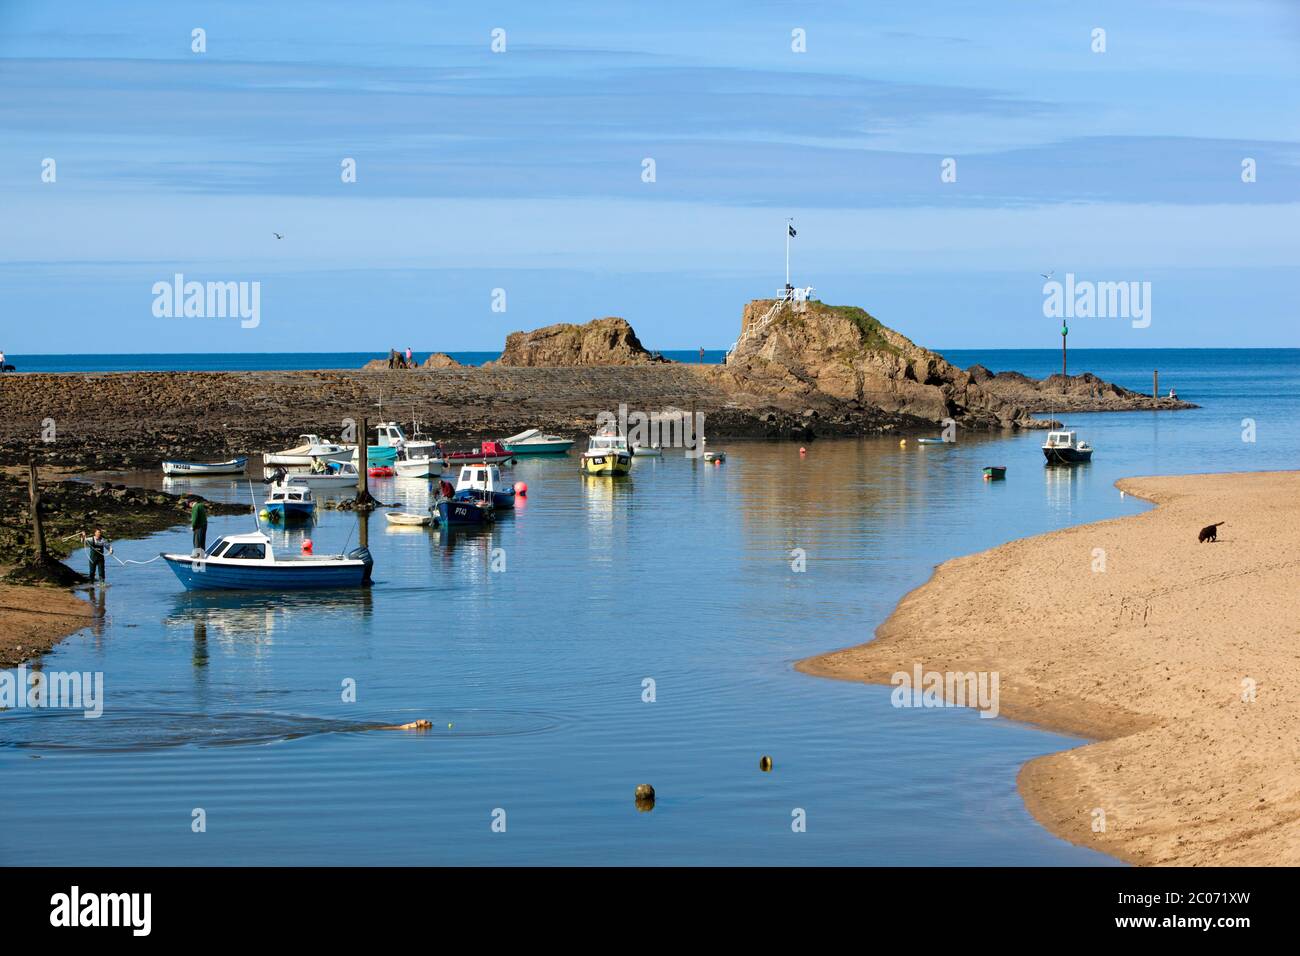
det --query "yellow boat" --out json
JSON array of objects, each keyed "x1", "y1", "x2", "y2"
[{"x1": 580, "y1": 433, "x2": 632, "y2": 476}]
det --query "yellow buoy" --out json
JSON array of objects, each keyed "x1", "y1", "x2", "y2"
[{"x1": 760, "y1": 755, "x2": 773, "y2": 772}]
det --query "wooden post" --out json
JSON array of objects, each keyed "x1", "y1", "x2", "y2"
[
  {"x1": 357, "y1": 415, "x2": 369, "y2": 501},
  {"x1": 1153, "y1": 370, "x2": 1159, "y2": 401},
  {"x1": 28, "y1": 459, "x2": 47, "y2": 562}
]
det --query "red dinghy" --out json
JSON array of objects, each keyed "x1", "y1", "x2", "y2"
[
  {"x1": 368, "y1": 465, "x2": 395, "y2": 478},
  {"x1": 444, "y1": 439, "x2": 514, "y2": 467}
]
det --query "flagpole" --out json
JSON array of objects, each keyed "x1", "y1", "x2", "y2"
[{"x1": 785, "y1": 219, "x2": 791, "y2": 289}]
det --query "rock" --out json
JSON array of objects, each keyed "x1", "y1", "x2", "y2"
[
  {"x1": 490, "y1": 317, "x2": 666, "y2": 367},
  {"x1": 421, "y1": 352, "x2": 462, "y2": 369}
]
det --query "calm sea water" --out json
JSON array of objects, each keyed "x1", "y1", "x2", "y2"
[{"x1": 2, "y1": 349, "x2": 1296, "y2": 865}]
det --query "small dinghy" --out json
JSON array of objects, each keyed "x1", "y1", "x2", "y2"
[
  {"x1": 916, "y1": 437, "x2": 949, "y2": 445},
  {"x1": 631, "y1": 442, "x2": 662, "y2": 457},
  {"x1": 385, "y1": 511, "x2": 433, "y2": 527},
  {"x1": 162, "y1": 457, "x2": 247, "y2": 477},
  {"x1": 162, "y1": 531, "x2": 372, "y2": 590},
  {"x1": 983, "y1": 466, "x2": 1007, "y2": 481},
  {"x1": 367, "y1": 465, "x2": 395, "y2": 478}
]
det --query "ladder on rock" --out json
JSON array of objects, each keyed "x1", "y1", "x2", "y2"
[{"x1": 725, "y1": 289, "x2": 813, "y2": 362}]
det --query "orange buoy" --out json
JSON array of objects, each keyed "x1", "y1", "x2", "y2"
[
  {"x1": 799, "y1": 447, "x2": 806, "y2": 456},
  {"x1": 514, "y1": 481, "x2": 528, "y2": 496},
  {"x1": 302, "y1": 539, "x2": 313, "y2": 554}
]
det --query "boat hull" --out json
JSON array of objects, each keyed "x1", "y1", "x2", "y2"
[
  {"x1": 503, "y1": 441, "x2": 573, "y2": 456},
  {"x1": 446, "y1": 453, "x2": 513, "y2": 467},
  {"x1": 162, "y1": 457, "x2": 247, "y2": 476},
  {"x1": 983, "y1": 466, "x2": 1007, "y2": 480},
  {"x1": 1043, "y1": 447, "x2": 1093, "y2": 464},
  {"x1": 385, "y1": 512, "x2": 432, "y2": 527},
  {"x1": 163, "y1": 551, "x2": 372, "y2": 590},
  {"x1": 581, "y1": 453, "x2": 631, "y2": 476},
  {"x1": 437, "y1": 498, "x2": 495, "y2": 526},
  {"x1": 264, "y1": 502, "x2": 315, "y2": 523}
]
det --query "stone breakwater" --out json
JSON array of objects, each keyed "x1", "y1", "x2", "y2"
[{"x1": 0, "y1": 365, "x2": 898, "y2": 469}]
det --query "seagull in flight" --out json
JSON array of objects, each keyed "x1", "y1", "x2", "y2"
[
  {"x1": 1039, "y1": 269, "x2": 1054, "y2": 280},
  {"x1": 273, "y1": 232, "x2": 284, "y2": 240}
]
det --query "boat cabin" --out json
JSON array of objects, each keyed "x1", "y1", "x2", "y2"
[
  {"x1": 455, "y1": 464, "x2": 504, "y2": 495},
  {"x1": 203, "y1": 532, "x2": 274, "y2": 562},
  {"x1": 1043, "y1": 430, "x2": 1081, "y2": 449},
  {"x1": 374, "y1": 422, "x2": 409, "y2": 448},
  {"x1": 587, "y1": 434, "x2": 630, "y2": 454},
  {"x1": 268, "y1": 484, "x2": 314, "y2": 504}
]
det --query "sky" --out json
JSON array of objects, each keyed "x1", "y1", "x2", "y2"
[{"x1": 1, "y1": 0, "x2": 1298, "y2": 353}]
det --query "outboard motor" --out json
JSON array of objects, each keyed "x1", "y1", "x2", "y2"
[{"x1": 347, "y1": 546, "x2": 374, "y2": 584}]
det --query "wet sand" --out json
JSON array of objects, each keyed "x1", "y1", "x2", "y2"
[
  {"x1": 0, "y1": 583, "x2": 99, "y2": 666},
  {"x1": 798, "y1": 471, "x2": 1300, "y2": 866}
]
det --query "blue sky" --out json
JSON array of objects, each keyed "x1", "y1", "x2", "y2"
[{"x1": 2, "y1": 0, "x2": 1298, "y2": 352}]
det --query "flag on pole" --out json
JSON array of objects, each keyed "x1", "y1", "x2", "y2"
[{"x1": 788, "y1": 224, "x2": 797, "y2": 237}]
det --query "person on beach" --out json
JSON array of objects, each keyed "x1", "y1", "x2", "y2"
[
  {"x1": 188, "y1": 497, "x2": 208, "y2": 555},
  {"x1": 80, "y1": 528, "x2": 110, "y2": 582},
  {"x1": 405, "y1": 346, "x2": 413, "y2": 367}
]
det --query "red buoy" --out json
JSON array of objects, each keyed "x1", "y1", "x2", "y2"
[{"x1": 514, "y1": 481, "x2": 528, "y2": 496}]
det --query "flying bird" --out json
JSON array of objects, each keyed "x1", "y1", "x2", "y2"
[
  {"x1": 1040, "y1": 270, "x2": 1054, "y2": 280},
  {"x1": 273, "y1": 232, "x2": 284, "y2": 239}
]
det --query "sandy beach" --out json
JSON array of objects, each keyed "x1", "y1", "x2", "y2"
[
  {"x1": 798, "y1": 470, "x2": 1300, "y2": 866},
  {"x1": 0, "y1": 583, "x2": 98, "y2": 667}
]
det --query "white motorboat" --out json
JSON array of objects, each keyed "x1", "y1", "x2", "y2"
[
  {"x1": 393, "y1": 445, "x2": 445, "y2": 479},
  {"x1": 286, "y1": 461, "x2": 360, "y2": 488},
  {"x1": 352, "y1": 421, "x2": 442, "y2": 467},
  {"x1": 263, "y1": 435, "x2": 352, "y2": 467},
  {"x1": 1042, "y1": 429, "x2": 1094, "y2": 464},
  {"x1": 502, "y1": 428, "x2": 574, "y2": 456},
  {"x1": 700, "y1": 438, "x2": 725, "y2": 463},
  {"x1": 162, "y1": 457, "x2": 247, "y2": 476},
  {"x1": 162, "y1": 531, "x2": 372, "y2": 590}
]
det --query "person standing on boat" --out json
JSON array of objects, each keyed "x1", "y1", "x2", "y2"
[
  {"x1": 80, "y1": 528, "x2": 110, "y2": 582},
  {"x1": 189, "y1": 497, "x2": 208, "y2": 555}
]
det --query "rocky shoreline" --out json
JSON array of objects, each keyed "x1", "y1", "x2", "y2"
[{"x1": 0, "y1": 302, "x2": 1193, "y2": 471}]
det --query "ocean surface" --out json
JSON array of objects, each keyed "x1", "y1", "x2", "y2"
[{"x1": 1, "y1": 348, "x2": 1297, "y2": 865}]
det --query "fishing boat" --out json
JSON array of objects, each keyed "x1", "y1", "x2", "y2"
[
  {"x1": 162, "y1": 531, "x2": 372, "y2": 590},
  {"x1": 435, "y1": 495, "x2": 495, "y2": 526},
  {"x1": 446, "y1": 440, "x2": 514, "y2": 467},
  {"x1": 375, "y1": 420, "x2": 441, "y2": 461},
  {"x1": 263, "y1": 483, "x2": 316, "y2": 523},
  {"x1": 287, "y1": 461, "x2": 360, "y2": 488},
  {"x1": 393, "y1": 445, "x2": 445, "y2": 479},
  {"x1": 983, "y1": 466, "x2": 1007, "y2": 481},
  {"x1": 385, "y1": 511, "x2": 433, "y2": 527},
  {"x1": 263, "y1": 435, "x2": 352, "y2": 467},
  {"x1": 580, "y1": 433, "x2": 632, "y2": 476},
  {"x1": 161, "y1": 457, "x2": 247, "y2": 477},
  {"x1": 631, "y1": 441, "x2": 662, "y2": 457},
  {"x1": 453, "y1": 463, "x2": 516, "y2": 510},
  {"x1": 502, "y1": 428, "x2": 574, "y2": 456},
  {"x1": 1042, "y1": 429, "x2": 1094, "y2": 464}
]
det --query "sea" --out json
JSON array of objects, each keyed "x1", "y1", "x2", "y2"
[{"x1": 1, "y1": 348, "x2": 1296, "y2": 865}]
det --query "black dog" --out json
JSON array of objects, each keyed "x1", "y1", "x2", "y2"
[{"x1": 1197, "y1": 521, "x2": 1224, "y2": 543}]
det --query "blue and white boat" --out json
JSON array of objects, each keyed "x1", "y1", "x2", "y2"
[
  {"x1": 453, "y1": 463, "x2": 515, "y2": 510},
  {"x1": 263, "y1": 483, "x2": 316, "y2": 523},
  {"x1": 162, "y1": 531, "x2": 373, "y2": 590}
]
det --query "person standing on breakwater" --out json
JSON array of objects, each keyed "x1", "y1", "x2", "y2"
[
  {"x1": 187, "y1": 497, "x2": 208, "y2": 555},
  {"x1": 406, "y1": 346, "x2": 413, "y2": 366},
  {"x1": 80, "y1": 528, "x2": 111, "y2": 582}
]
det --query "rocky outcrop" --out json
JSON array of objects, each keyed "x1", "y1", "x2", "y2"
[
  {"x1": 721, "y1": 299, "x2": 1193, "y2": 428},
  {"x1": 422, "y1": 352, "x2": 461, "y2": 369},
  {"x1": 490, "y1": 317, "x2": 665, "y2": 367}
]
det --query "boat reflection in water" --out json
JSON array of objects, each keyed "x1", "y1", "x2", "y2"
[{"x1": 165, "y1": 588, "x2": 375, "y2": 662}]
